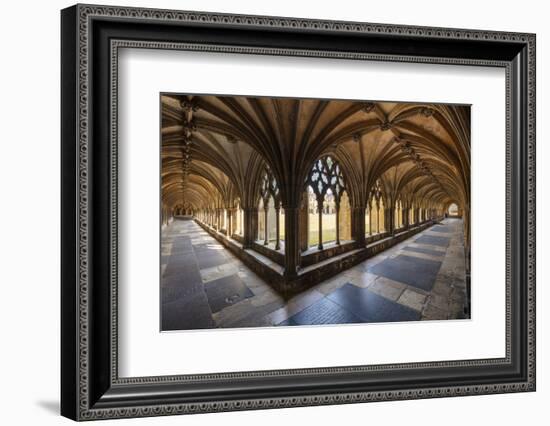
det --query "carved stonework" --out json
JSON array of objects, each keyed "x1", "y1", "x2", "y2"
[
  {"x1": 180, "y1": 97, "x2": 199, "y2": 112},
  {"x1": 380, "y1": 121, "x2": 392, "y2": 131},
  {"x1": 361, "y1": 102, "x2": 375, "y2": 113},
  {"x1": 181, "y1": 118, "x2": 197, "y2": 132},
  {"x1": 420, "y1": 107, "x2": 435, "y2": 117}
]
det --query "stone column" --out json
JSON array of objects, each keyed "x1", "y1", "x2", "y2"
[
  {"x1": 335, "y1": 202, "x2": 340, "y2": 245},
  {"x1": 227, "y1": 208, "x2": 233, "y2": 237},
  {"x1": 232, "y1": 209, "x2": 237, "y2": 236},
  {"x1": 376, "y1": 203, "x2": 380, "y2": 233},
  {"x1": 283, "y1": 206, "x2": 300, "y2": 279},
  {"x1": 275, "y1": 205, "x2": 281, "y2": 250},
  {"x1": 242, "y1": 207, "x2": 257, "y2": 248},
  {"x1": 263, "y1": 206, "x2": 269, "y2": 245},
  {"x1": 351, "y1": 206, "x2": 365, "y2": 246},
  {"x1": 299, "y1": 193, "x2": 309, "y2": 252},
  {"x1": 317, "y1": 199, "x2": 323, "y2": 250},
  {"x1": 368, "y1": 201, "x2": 373, "y2": 236},
  {"x1": 386, "y1": 207, "x2": 394, "y2": 235}
]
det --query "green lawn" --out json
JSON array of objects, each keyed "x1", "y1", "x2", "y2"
[
  {"x1": 274, "y1": 213, "x2": 340, "y2": 247},
  {"x1": 308, "y1": 213, "x2": 336, "y2": 246},
  {"x1": 308, "y1": 229, "x2": 336, "y2": 247}
]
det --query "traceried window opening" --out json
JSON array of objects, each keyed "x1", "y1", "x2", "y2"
[
  {"x1": 366, "y1": 179, "x2": 385, "y2": 235},
  {"x1": 305, "y1": 156, "x2": 348, "y2": 250},
  {"x1": 257, "y1": 166, "x2": 283, "y2": 250}
]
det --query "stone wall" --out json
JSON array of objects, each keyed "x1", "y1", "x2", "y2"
[
  {"x1": 365, "y1": 231, "x2": 390, "y2": 245},
  {"x1": 300, "y1": 241, "x2": 359, "y2": 267},
  {"x1": 195, "y1": 218, "x2": 438, "y2": 297},
  {"x1": 251, "y1": 241, "x2": 285, "y2": 266},
  {"x1": 366, "y1": 221, "x2": 434, "y2": 257}
]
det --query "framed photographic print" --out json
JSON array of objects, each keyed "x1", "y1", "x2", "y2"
[{"x1": 61, "y1": 3, "x2": 536, "y2": 421}]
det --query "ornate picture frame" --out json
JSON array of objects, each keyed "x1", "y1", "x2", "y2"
[{"x1": 61, "y1": 4, "x2": 535, "y2": 421}]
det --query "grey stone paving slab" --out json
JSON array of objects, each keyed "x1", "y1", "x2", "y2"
[
  {"x1": 161, "y1": 267, "x2": 203, "y2": 288},
  {"x1": 427, "y1": 293, "x2": 449, "y2": 311},
  {"x1": 402, "y1": 246, "x2": 446, "y2": 257},
  {"x1": 220, "y1": 299, "x2": 282, "y2": 328},
  {"x1": 193, "y1": 242, "x2": 224, "y2": 253},
  {"x1": 369, "y1": 277, "x2": 406, "y2": 301},
  {"x1": 449, "y1": 301, "x2": 467, "y2": 319},
  {"x1": 169, "y1": 236, "x2": 194, "y2": 254},
  {"x1": 162, "y1": 253, "x2": 199, "y2": 278},
  {"x1": 279, "y1": 297, "x2": 364, "y2": 326},
  {"x1": 315, "y1": 275, "x2": 349, "y2": 295},
  {"x1": 397, "y1": 289, "x2": 427, "y2": 311},
  {"x1": 197, "y1": 250, "x2": 229, "y2": 269},
  {"x1": 327, "y1": 283, "x2": 420, "y2": 323},
  {"x1": 349, "y1": 272, "x2": 378, "y2": 289},
  {"x1": 204, "y1": 274, "x2": 254, "y2": 313},
  {"x1": 430, "y1": 226, "x2": 452, "y2": 233},
  {"x1": 368, "y1": 255, "x2": 442, "y2": 292},
  {"x1": 431, "y1": 280, "x2": 453, "y2": 297},
  {"x1": 161, "y1": 284, "x2": 202, "y2": 304},
  {"x1": 415, "y1": 235, "x2": 450, "y2": 247},
  {"x1": 161, "y1": 291, "x2": 214, "y2": 331},
  {"x1": 422, "y1": 304, "x2": 449, "y2": 320}
]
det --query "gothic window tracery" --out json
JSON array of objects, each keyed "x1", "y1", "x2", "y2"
[
  {"x1": 305, "y1": 156, "x2": 346, "y2": 205},
  {"x1": 305, "y1": 156, "x2": 348, "y2": 249},
  {"x1": 257, "y1": 166, "x2": 283, "y2": 250},
  {"x1": 366, "y1": 179, "x2": 386, "y2": 235}
]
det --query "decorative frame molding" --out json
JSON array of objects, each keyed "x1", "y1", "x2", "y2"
[{"x1": 61, "y1": 3, "x2": 535, "y2": 421}]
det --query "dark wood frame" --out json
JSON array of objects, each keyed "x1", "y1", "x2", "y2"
[{"x1": 61, "y1": 4, "x2": 536, "y2": 421}]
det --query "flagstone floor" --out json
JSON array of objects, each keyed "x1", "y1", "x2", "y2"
[{"x1": 161, "y1": 218, "x2": 468, "y2": 331}]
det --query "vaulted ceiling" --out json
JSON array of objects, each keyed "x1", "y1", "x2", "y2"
[{"x1": 161, "y1": 94, "x2": 470, "y2": 213}]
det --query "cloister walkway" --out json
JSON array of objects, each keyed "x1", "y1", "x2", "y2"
[{"x1": 161, "y1": 218, "x2": 467, "y2": 331}]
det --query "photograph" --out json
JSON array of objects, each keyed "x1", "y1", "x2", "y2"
[{"x1": 160, "y1": 94, "x2": 471, "y2": 331}]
